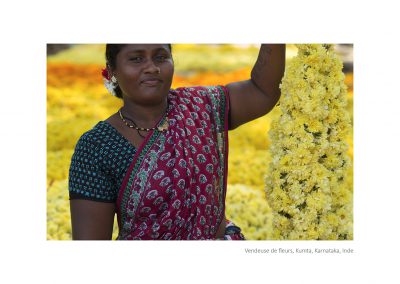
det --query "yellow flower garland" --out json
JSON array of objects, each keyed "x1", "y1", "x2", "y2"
[{"x1": 266, "y1": 44, "x2": 353, "y2": 240}]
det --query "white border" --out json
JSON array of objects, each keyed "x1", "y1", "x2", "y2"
[{"x1": 2, "y1": 0, "x2": 400, "y2": 283}]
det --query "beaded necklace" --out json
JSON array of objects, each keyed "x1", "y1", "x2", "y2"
[{"x1": 118, "y1": 108, "x2": 169, "y2": 138}]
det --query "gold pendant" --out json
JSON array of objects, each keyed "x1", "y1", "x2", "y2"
[{"x1": 157, "y1": 118, "x2": 169, "y2": 132}]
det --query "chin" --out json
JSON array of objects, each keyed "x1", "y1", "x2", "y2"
[
  {"x1": 137, "y1": 90, "x2": 169, "y2": 105},
  {"x1": 123, "y1": 84, "x2": 171, "y2": 105}
]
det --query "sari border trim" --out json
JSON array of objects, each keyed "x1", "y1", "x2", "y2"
[{"x1": 216, "y1": 85, "x2": 230, "y2": 237}]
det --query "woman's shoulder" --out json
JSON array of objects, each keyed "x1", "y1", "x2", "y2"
[
  {"x1": 77, "y1": 121, "x2": 107, "y2": 140},
  {"x1": 170, "y1": 85, "x2": 228, "y2": 107},
  {"x1": 75, "y1": 121, "x2": 118, "y2": 150},
  {"x1": 172, "y1": 85, "x2": 227, "y2": 97}
]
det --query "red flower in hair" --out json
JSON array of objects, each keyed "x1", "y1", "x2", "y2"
[
  {"x1": 102, "y1": 67, "x2": 117, "y2": 96},
  {"x1": 102, "y1": 68, "x2": 110, "y2": 80}
]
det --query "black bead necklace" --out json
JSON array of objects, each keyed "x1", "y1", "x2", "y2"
[{"x1": 118, "y1": 108, "x2": 169, "y2": 138}]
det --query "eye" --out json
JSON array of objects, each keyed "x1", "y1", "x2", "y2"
[
  {"x1": 129, "y1": 56, "x2": 143, "y2": 63},
  {"x1": 155, "y1": 55, "x2": 168, "y2": 62}
]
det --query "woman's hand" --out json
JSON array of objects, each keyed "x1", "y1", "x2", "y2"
[{"x1": 226, "y1": 44, "x2": 285, "y2": 130}]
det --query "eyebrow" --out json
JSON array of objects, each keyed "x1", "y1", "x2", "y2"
[{"x1": 125, "y1": 47, "x2": 168, "y2": 54}]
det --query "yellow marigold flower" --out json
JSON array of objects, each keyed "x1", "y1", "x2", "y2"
[{"x1": 266, "y1": 44, "x2": 353, "y2": 240}]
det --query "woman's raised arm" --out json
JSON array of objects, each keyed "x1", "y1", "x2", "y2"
[
  {"x1": 70, "y1": 200, "x2": 116, "y2": 240},
  {"x1": 226, "y1": 44, "x2": 285, "y2": 130}
]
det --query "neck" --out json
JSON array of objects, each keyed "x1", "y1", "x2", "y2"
[{"x1": 121, "y1": 99, "x2": 168, "y2": 128}]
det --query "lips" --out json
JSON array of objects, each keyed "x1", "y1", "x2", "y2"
[{"x1": 141, "y1": 77, "x2": 162, "y2": 86}]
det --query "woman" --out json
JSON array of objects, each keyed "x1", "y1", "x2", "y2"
[{"x1": 69, "y1": 44, "x2": 285, "y2": 240}]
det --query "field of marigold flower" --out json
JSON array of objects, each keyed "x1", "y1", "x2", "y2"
[{"x1": 47, "y1": 44, "x2": 353, "y2": 240}]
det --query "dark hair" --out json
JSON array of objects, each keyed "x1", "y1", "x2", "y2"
[{"x1": 105, "y1": 44, "x2": 172, "y2": 98}]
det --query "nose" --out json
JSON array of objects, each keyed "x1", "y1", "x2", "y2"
[{"x1": 144, "y1": 60, "x2": 160, "y2": 74}]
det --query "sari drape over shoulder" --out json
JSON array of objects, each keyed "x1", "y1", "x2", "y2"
[{"x1": 116, "y1": 86, "x2": 244, "y2": 240}]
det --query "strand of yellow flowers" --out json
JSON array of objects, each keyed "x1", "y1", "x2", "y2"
[{"x1": 265, "y1": 44, "x2": 353, "y2": 240}]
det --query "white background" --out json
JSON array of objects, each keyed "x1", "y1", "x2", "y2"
[{"x1": 1, "y1": 0, "x2": 399, "y2": 283}]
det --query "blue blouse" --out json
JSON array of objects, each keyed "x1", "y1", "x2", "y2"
[{"x1": 68, "y1": 121, "x2": 136, "y2": 203}]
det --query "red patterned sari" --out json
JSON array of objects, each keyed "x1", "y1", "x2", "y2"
[{"x1": 116, "y1": 86, "x2": 245, "y2": 240}]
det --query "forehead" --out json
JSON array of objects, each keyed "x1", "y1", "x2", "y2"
[{"x1": 119, "y1": 44, "x2": 170, "y2": 54}]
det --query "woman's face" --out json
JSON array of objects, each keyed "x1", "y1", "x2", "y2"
[{"x1": 113, "y1": 44, "x2": 174, "y2": 105}]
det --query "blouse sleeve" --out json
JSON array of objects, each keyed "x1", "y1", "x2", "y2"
[{"x1": 68, "y1": 134, "x2": 117, "y2": 203}]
